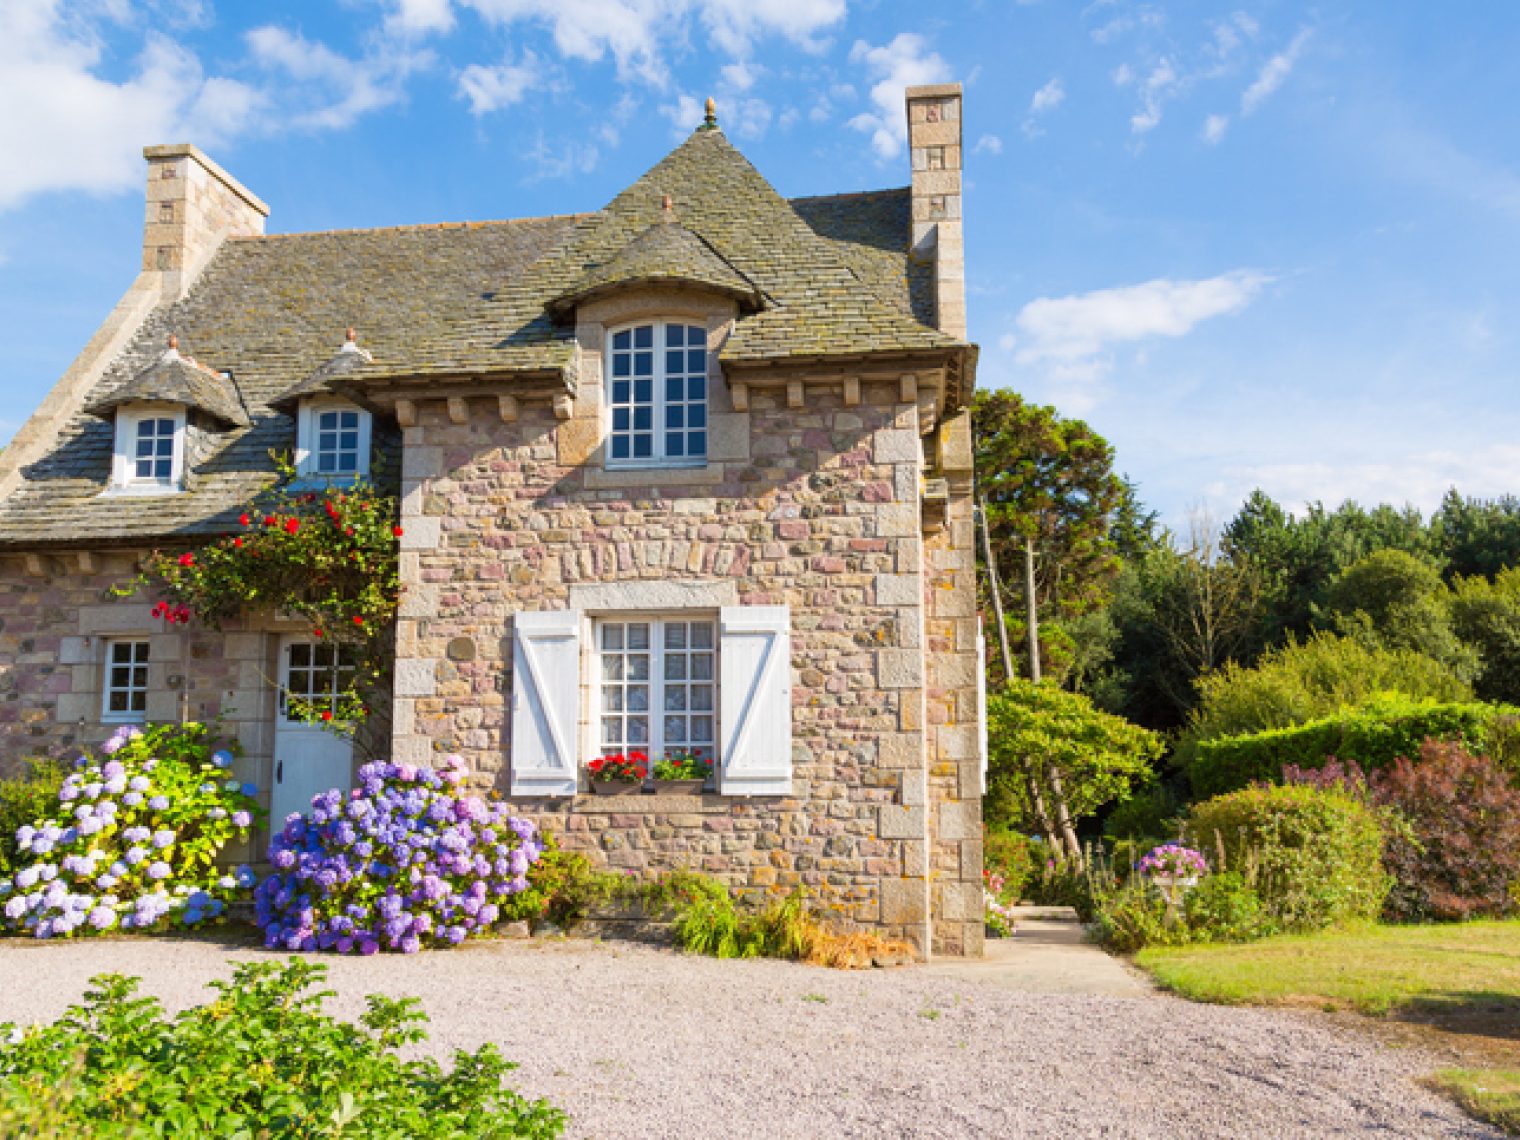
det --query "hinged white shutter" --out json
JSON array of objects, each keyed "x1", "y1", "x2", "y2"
[
  {"x1": 719, "y1": 605, "x2": 792, "y2": 796},
  {"x1": 509, "y1": 609, "x2": 582, "y2": 797},
  {"x1": 977, "y1": 622, "x2": 989, "y2": 796}
]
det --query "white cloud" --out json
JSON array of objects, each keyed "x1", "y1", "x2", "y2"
[
  {"x1": 520, "y1": 132, "x2": 600, "y2": 181},
  {"x1": 1112, "y1": 62, "x2": 1133, "y2": 87},
  {"x1": 721, "y1": 60, "x2": 758, "y2": 91},
  {"x1": 1241, "y1": 27, "x2": 1311, "y2": 115},
  {"x1": 459, "y1": 0, "x2": 845, "y2": 85},
  {"x1": 458, "y1": 54, "x2": 540, "y2": 114},
  {"x1": 386, "y1": 0, "x2": 456, "y2": 36},
  {"x1": 246, "y1": 26, "x2": 424, "y2": 131},
  {"x1": 1201, "y1": 112, "x2": 1229, "y2": 144},
  {"x1": 1008, "y1": 270, "x2": 1270, "y2": 412},
  {"x1": 0, "y1": 1, "x2": 261, "y2": 211},
  {"x1": 1029, "y1": 77, "x2": 1065, "y2": 115},
  {"x1": 1129, "y1": 58, "x2": 1176, "y2": 134},
  {"x1": 973, "y1": 134, "x2": 1003, "y2": 156},
  {"x1": 846, "y1": 33, "x2": 951, "y2": 159}
]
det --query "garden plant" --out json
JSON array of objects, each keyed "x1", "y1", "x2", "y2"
[
  {"x1": 0, "y1": 723, "x2": 258, "y2": 938},
  {"x1": 256, "y1": 754, "x2": 544, "y2": 952}
]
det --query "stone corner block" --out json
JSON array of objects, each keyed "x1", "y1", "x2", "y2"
[
  {"x1": 878, "y1": 803, "x2": 926, "y2": 840},
  {"x1": 393, "y1": 658, "x2": 438, "y2": 697},
  {"x1": 879, "y1": 877, "x2": 928, "y2": 925},
  {"x1": 398, "y1": 515, "x2": 442, "y2": 551},
  {"x1": 877, "y1": 648, "x2": 923, "y2": 689},
  {"x1": 875, "y1": 572, "x2": 921, "y2": 607}
]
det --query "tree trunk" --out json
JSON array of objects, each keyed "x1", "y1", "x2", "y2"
[
  {"x1": 977, "y1": 498, "x2": 1058, "y2": 845},
  {"x1": 1023, "y1": 537, "x2": 1083, "y2": 865}
]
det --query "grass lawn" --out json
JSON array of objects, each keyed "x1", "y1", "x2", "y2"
[
  {"x1": 1135, "y1": 919, "x2": 1520, "y2": 1016},
  {"x1": 1136, "y1": 920, "x2": 1520, "y2": 1135}
]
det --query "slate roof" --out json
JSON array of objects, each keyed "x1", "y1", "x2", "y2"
[
  {"x1": 269, "y1": 334, "x2": 374, "y2": 412},
  {"x1": 0, "y1": 124, "x2": 965, "y2": 548},
  {"x1": 549, "y1": 212, "x2": 763, "y2": 315},
  {"x1": 84, "y1": 341, "x2": 251, "y2": 428}
]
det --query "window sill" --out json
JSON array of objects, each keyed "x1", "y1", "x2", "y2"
[
  {"x1": 100, "y1": 484, "x2": 182, "y2": 498},
  {"x1": 569, "y1": 792, "x2": 730, "y2": 813}
]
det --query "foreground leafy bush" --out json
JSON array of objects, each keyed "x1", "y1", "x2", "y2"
[
  {"x1": 499, "y1": 839, "x2": 626, "y2": 930},
  {"x1": 0, "y1": 758, "x2": 69, "y2": 875},
  {"x1": 0, "y1": 724, "x2": 257, "y2": 938},
  {"x1": 257, "y1": 755, "x2": 543, "y2": 952},
  {"x1": 1288, "y1": 743, "x2": 1520, "y2": 922},
  {"x1": 0, "y1": 959, "x2": 565, "y2": 1139},
  {"x1": 1186, "y1": 784, "x2": 1389, "y2": 932},
  {"x1": 1186, "y1": 694, "x2": 1520, "y2": 798}
]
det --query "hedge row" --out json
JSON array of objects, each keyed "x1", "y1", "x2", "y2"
[{"x1": 1185, "y1": 695, "x2": 1520, "y2": 799}]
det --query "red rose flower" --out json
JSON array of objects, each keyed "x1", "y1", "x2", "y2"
[
  {"x1": 313, "y1": 628, "x2": 324, "y2": 638},
  {"x1": 178, "y1": 553, "x2": 194, "y2": 568},
  {"x1": 352, "y1": 615, "x2": 364, "y2": 626},
  {"x1": 284, "y1": 518, "x2": 300, "y2": 535},
  {"x1": 233, "y1": 538, "x2": 243, "y2": 548},
  {"x1": 239, "y1": 513, "x2": 251, "y2": 526},
  {"x1": 392, "y1": 526, "x2": 404, "y2": 538},
  {"x1": 321, "y1": 710, "x2": 333, "y2": 722}
]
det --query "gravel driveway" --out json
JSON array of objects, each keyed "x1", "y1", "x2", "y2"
[{"x1": 0, "y1": 935, "x2": 1497, "y2": 1139}]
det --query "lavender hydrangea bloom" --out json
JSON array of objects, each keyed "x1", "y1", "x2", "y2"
[
  {"x1": 152, "y1": 830, "x2": 176, "y2": 849},
  {"x1": 232, "y1": 811, "x2": 252, "y2": 829},
  {"x1": 147, "y1": 862, "x2": 171, "y2": 881},
  {"x1": 148, "y1": 796, "x2": 169, "y2": 811}
]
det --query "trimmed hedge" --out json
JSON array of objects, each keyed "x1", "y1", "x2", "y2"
[
  {"x1": 1186, "y1": 784, "x2": 1390, "y2": 932},
  {"x1": 1186, "y1": 695, "x2": 1520, "y2": 799}
]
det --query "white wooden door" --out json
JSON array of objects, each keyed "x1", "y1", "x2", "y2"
[{"x1": 271, "y1": 639, "x2": 356, "y2": 825}]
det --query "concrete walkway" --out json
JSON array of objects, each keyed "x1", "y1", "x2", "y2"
[{"x1": 925, "y1": 905, "x2": 1154, "y2": 997}]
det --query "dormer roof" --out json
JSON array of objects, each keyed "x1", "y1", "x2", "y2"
[
  {"x1": 83, "y1": 338, "x2": 250, "y2": 429},
  {"x1": 548, "y1": 208, "x2": 763, "y2": 316},
  {"x1": 269, "y1": 330, "x2": 374, "y2": 413}
]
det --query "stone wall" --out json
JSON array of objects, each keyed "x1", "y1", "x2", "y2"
[{"x1": 389, "y1": 336, "x2": 981, "y2": 951}]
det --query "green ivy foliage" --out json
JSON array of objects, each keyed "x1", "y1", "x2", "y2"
[
  {"x1": 137, "y1": 471, "x2": 401, "y2": 726},
  {"x1": 985, "y1": 680, "x2": 1163, "y2": 829},
  {"x1": 0, "y1": 959, "x2": 565, "y2": 1139},
  {"x1": 1185, "y1": 694, "x2": 1520, "y2": 798}
]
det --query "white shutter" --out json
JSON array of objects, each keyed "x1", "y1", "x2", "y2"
[
  {"x1": 509, "y1": 609, "x2": 582, "y2": 797},
  {"x1": 718, "y1": 605, "x2": 792, "y2": 796},
  {"x1": 977, "y1": 622, "x2": 989, "y2": 796}
]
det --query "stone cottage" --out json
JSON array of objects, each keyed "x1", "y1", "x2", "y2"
[{"x1": 0, "y1": 86, "x2": 984, "y2": 956}]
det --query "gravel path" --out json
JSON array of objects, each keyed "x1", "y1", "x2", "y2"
[{"x1": 0, "y1": 936, "x2": 1497, "y2": 1139}]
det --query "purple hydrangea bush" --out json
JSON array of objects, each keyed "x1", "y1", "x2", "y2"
[
  {"x1": 255, "y1": 755, "x2": 543, "y2": 954},
  {"x1": 0, "y1": 724, "x2": 259, "y2": 938}
]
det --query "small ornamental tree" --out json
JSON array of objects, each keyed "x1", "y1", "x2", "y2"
[
  {"x1": 985, "y1": 681, "x2": 1162, "y2": 833},
  {"x1": 0, "y1": 724, "x2": 259, "y2": 938},
  {"x1": 136, "y1": 468, "x2": 401, "y2": 727}
]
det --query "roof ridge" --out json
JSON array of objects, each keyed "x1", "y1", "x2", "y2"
[
  {"x1": 231, "y1": 213, "x2": 594, "y2": 242},
  {"x1": 788, "y1": 187, "x2": 909, "y2": 204}
]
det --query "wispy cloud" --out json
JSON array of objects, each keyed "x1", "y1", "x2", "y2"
[
  {"x1": 1130, "y1": 58, "x2": 1176, "y2": 134},
  {"x1": 1022, "y1": 77, "x2": 1064, "y2": 138},
  {"x1": 1242, "y1": 27, "x2": 1312, "y2": 115},
  {"x1": 458, "y1": 52, "x2": 541, "y2": 114},
  {"x1": 246, "y1": 26, "x2": 428, "y2": 131},
  {"x1": 973, "y1": 134, "x2": 1003, "y2": 156},
  {"x1": 1005, "y1": 270, "x2": 1271, "y2": 412},
  {"x1": 1201, "y1": 112, "x2": 1229, "y2": 144},
  {"x1": 846, "y1": 33, "x2": 951, "y2": 159}
]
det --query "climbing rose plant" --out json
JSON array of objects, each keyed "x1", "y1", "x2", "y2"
[
  {"x1": 256, "y1": 756, "x2": 543, "y2": 954},
  {"x1": 0, "y1": 723, "x2": 259, "y2": 938},
  {"x1": 137, "y1": 468, "x2": 401, "y2": 725}
]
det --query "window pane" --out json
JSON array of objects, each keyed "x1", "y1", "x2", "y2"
[
  {"x1": 664, "y1": 623, "x2": 687, "y2": 650},
  {"x1": 633, "y1": 325, "x2": 653, "y2": 349},
  {"x1": 611, "y1": 436, "x2": 630, "y2": 460},
  {"x1": 692, "y1": 716, "x2": 714, "y2": 743},
  {"x1": 604, "y1": 688, "x2": 623, "y2": 712},
  {"x1": 627, "y1": 717, "x2": 648, "y2": 744},
  {"x1": 108, "y1": 692, "x2": 129, "y2": 713},
  {"x1": 664, "y1": 715, "x2": 687, "y2": 742},
  {"x1": 613, "y1": 329, "x2": 631, "y2": 351},
  {"x1": 664, "y1": 687, "x2": 687, "y2": 711},
  {"x1": 692, "y1": 686, "x2": 713, "y2": 711},
  {"x1": 687, "y1": 349, "x2": 705, "y2": 374},
  {"x1": 667, "y1": 325, "x2": 685, "y2": 347},
  {"x1": 627, "y1": 624, "x2": 650, "y2": 650},
  {"x1": 692, "y1": 652, "x2": 714, "y2": 680},
  {"x1": 633, "y1": 435, "x2": 653, "y2": 458},
  {"x1": 601, "y1": 716, "x2": 623, "y2": 745},
  {"x1": 602, "y1": 624, "x2": 624, "y2": 651},
  {"x1": 634, "y1": 352, "x2": 653, "y2": 376},
  {"x1": 626, "y1": 685, "x2": 648, "y2": 712},
  {"x1": 601, "y1": 655, "x2": 623, "y2": 682},
  {"x1": 627, "y1": 654, "x2": 649, "y2": 681},
  {"x1": 664, "y1": 654, "x2": 687, "y2": 681}
]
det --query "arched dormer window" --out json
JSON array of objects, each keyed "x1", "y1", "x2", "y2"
[
  {"x1": 113, "y1": 405, "x2": 187, "y2": 492},
  {"x1": 607, "y1": 321, "x2": 708, "y2": 467},
  {"x1": 271, "y1": 330, "x2": 375, "y2": 481}
]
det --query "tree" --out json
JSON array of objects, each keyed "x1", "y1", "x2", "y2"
[
  {"x1": 1451, "y1": 567, "x2": 1520, "y2": 704},
  {"x1": 984, "y1": 682, "x2": 1162, "y2": 840},
  {"x1": 971, "y1": 390, "x2": 1124, "y2": 685},
  {"x1": 1434, "y1": 490, "x2": 1520, "y2": 580},
  {"x1": 1318, "y1": 549, "x2": 1478, "y2": 680}
]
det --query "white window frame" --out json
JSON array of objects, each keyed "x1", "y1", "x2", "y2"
[
  {"x1": 604, "y1": 321, "x2": 709, "y2": 469},
  {"x1": 591, "y1": 613, "x2": 719, "y2": 766},
  {"x1": 296, "y1": 398, "x2": 372, "y2": 480},
  {"x1": 278, "y1": 640, "x2": 359, "y2": 726},
  {"x1": 109, "y1": 404, "x2": 186, "y2": 494},
  {"x1": 101, "y1": 639, "x2": 150, "y2": 723}
]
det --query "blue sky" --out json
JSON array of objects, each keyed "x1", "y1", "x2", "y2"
[{"x1": 3, "y1": 0, "x2": 1517, "y2": 527}]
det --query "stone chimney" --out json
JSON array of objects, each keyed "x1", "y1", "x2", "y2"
[
  {"x1": 905, "y1": 84, "x2": 965, "y2": 340},
  {"x1": 142, "y1": 144, "x2": 269, "y2": 300}
]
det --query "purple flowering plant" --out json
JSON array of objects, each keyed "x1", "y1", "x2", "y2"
[
  {"x1": 1136, "y1": 843, "x2": 1209, "y2": 881},
  {"x1": 0, "y1": 723, "x2": 259, "y2": 939},
  {"x1": 255, "y1": 754, "x2": 544, "y2": 954}
]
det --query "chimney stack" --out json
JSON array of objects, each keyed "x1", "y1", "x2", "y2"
[
  {"x1": 142, "y1": 144, "x2": 269, "y2": 300},
  {"x1": 905, "y1": 84, "x2": 965, "y2": 341}
]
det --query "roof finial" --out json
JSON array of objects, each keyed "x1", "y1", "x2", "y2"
[
  {"x1": 346, "y1": 327, "x2": 357, "y2": 343},
  {"x1": 661, "y1": 194, "x2": 673, "y2": 213},
  {"x1": 702, "y1": 96, "x2": 717, "y2": 130},
  {"x1": 167, "y1": 334, "x2": 178, "y2": 351},
  {"x1": 340, "y1": 327, "x2": 362, "y2": 355}
]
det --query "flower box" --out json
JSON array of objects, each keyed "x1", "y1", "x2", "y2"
[
  {"x1": 587, "y1": 780, "x2": 643, "y2": 796},
  {"x1": 649, "y1": 778, "x2": 709, "y2": 795}
]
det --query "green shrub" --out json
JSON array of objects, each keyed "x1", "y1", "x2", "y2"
[
  {"x1": 983, "y1": 825, "x2": 1035, "y2": 901},
  {"x1": 1186, "y1": 694, "x2": 1520, "y2": 798},
  {"x1": 1089, "y1": 882, "x2": 1177, "y2": 952},
  {"x1": 1186, "y1": 784, "x2": 1390, "y2": 932},
  {"x1": 0, "y1": 759, "x2": 68, "y2": 876},
  {"x1": 1182, "y1": 872, "x2": 1270, "y2": 942},
  {"x1": 0, "y1": 959, "x2": 565, "y2": 1139},
  {"x1": 499, "y1": 840, "x2": 624, "y2": 930},
  {"x1": 1103, "y1": 782, "x2": 1181, "y2": 839},
  {"x1": 1177, "y1": 632, "x2": 1471, "y2": 765},
  {"x1": 1022, "y1": 843, "x2": 1098, "y2": 919}
]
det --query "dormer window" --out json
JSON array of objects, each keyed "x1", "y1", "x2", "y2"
[
  {"x1": 113, "y1": 405, "x2": 186, "y2": 492},
  {"x1": 607, "y1": 322, "x2": 708, "y2": 467},
  {"x1": 297, "y1": 399, "x2": 371, "y2": 479}
]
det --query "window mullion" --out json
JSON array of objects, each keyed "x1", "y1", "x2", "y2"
[{"x1": 650, "y1": 626, "x2": 665, "y2": 761}]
